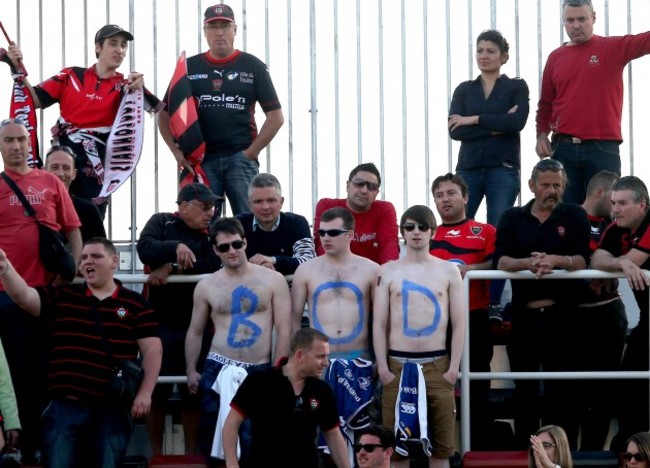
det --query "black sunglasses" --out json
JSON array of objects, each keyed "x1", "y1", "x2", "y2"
[
  {"x1": 401, "y1": 223, "x2": 429, "y2": 232},
  {"x1": 293, "y1": 396, "x2": 303, "y2": 415},
  {"x1": 216, "y1": 240, "x2": 245, "y2": 253},
  {"x1": 623, "y1": 452, "x2": 648, "y2": 462},
  {"x1": 353, "y1": 443, "x2": 385, "y2": 453},
  {"x1": 46, "y1": 144, "x2": 76, "y2": 159},
  {"x1": 0, "y1": 118, "x2": 27, "y2": 128},
  {"x1": 318, "y1": 229, "x2": 350, "y2": 238},
  {"x1": 350, "y1": 178, "x2": 379, "y2": 192}
]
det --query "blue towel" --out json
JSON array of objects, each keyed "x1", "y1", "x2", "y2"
[{"x1": 394, "y1": 362, "x2": 432, "y2": 457}]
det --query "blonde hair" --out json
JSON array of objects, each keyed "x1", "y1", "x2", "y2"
[{"x1": 528, "y1": 425, "x2": 573, "y2": 468}]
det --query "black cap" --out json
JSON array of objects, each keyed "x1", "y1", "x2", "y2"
[
  {"x1": 177, "y1": 183, "x2": 220, "y2": 203},
  {"x1": 94, "y1": 25, "x2": 134, "y2": 43},
  {"x1": 204, "y1": 4, "x2": 235, "y2": 23}
]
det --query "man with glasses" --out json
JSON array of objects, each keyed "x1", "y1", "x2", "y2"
[
  {"x1": 291, "y1": 207, "x2": 379, "y2": 460},
  {"x1": 314, "y1": 162, "x2": 399, "y2": 265},
  {"x1": 495, "y1": 158, "x2": 590, "y2": 448},
  {"x1": 185, "y1": 216, "x2": 291, "y2": 465},
  {"x1": 223, "y1": 328, "x2": 350, "y2": 468},
  {"x1": 0, "y1": 118, "x2": 82, "y2": 464},
  {"x1": 591, "y1": 176, "x2": 650, "y2": 453},
  {"x1": 158, "y1": 4, "x2": 284, "y2": 217},
  {"x1": 236, "y1": 173, "x2": 315, "y2": 275},
  {"x1": 430, "y1": 172, "x2": 496, "y2": 450},
  {"x1": 535, "y1": 0, "x2": 650, "y2": 204},
  {"x1": 45, "y1": 145, "x2": 106, "y2": 242},
  {"x1": 374, "y1": 205, "x2": 465, "y2": 468},
  {"x1": 136, "y1": 183, "x2": 222, "y2": 456},
  {"x1": 355, "y1": 425, "x2": 395, "y2": 468}
]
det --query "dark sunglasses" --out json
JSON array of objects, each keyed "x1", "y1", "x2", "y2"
[
  {"x1": 318, "y1": 229, "x2": 350, "y2": 238},
  {"x1": 353, "y1": 443, "x2": 385, "y2": 453},
  {"x1": 623, "y1": 452, "x2": 648, "y2": 462},
  {"x1": 46, "y1": 144, "x2": 76, "y2": 159},
  {"x1": 216, "y1": 240, "x2": 245, "y2": 253},
  {"x1": 0, "y1": 117, "x2": 27, "y2": 128},
  {"x1": 294, "y1": 396, "x2": 303, "y2": 415},
  {"x1": 401, "y1": 223, "x2": 429, "y2": 232},
  {"x1": 350, "y1": 178, "x2": 379, "y2": 192}
]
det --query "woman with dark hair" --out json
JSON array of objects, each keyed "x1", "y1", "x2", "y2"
[
  {"x1": 448, "y1": 29, "x2": 529, "y2": 227},
  {"x1": 528, "y1": 425, "x2": 573, "y2": 468},
  {"x1": 623, "y1": 432, "x2": 650, "y2": 467}
]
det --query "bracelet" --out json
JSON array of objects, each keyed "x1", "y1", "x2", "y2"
[
  {"x1": 565, "y1": 256, "x2": 573, "y2": 269},
  {"x1": 0, "y1": 263, "x2": 10, "y2": 277}
]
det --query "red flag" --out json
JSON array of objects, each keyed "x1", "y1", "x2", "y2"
[{"x1": 168, "y1": 51, "x2": 208, "y2": 187}]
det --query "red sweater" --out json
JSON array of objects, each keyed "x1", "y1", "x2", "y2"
[
  {"x1": 313, "y1": 198, "x2": 399, "y2": 264},
  {"x1": 536, "y1": 32, "x2": 650, "y2": 140}
]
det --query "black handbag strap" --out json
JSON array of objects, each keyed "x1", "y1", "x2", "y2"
[{"x1": 0, "y1": 171, "x2": 37, "y2": 218}]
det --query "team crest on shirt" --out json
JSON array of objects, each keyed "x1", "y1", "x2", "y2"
[
  {"x1": 589, "y1": 55, "x2": 599, "y2": 65},
  {"x1": 557, "y1": 226, "x2": 566, "y2": 237},
  {"x1": 309, "y1": 398, "x2": 319, "y2": 411},
  {"x1": 212, "y1": 79, "x2": 223, "y2": 91},
  {"x1": 470, "y1": 226, "x2": 483, "y2": 235},
  {"x1": 116, "y1": 307, "x2": 128, "y2": 319}
]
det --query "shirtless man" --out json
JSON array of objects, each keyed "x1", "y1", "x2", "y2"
[
  {"x1": 292, "y1": 207, "x2": 379, "y2": 459},
  {"x1": 185, "y1": 216, "x2": 291, "y2": 463},
  {"x1": 374, "y1": 205, "x2": 466, "y2": 468}
]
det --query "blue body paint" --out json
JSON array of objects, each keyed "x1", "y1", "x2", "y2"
[
  {"x1": 401, "y1": 280, "x2": 441, "y2": 337},
  {"x1": 312, "y1": 281, "x2": 365, "y2": 345},
  {"x1": 227, "y1": 285, "x2": 263, "y2": 348}
]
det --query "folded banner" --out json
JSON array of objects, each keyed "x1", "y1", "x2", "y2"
[
  {"x1": 95, "y1": 88, "x2": 145, "y2": 201},
  {"x1": 168, "y1": 51, "x2": 208, "y2": 187}
]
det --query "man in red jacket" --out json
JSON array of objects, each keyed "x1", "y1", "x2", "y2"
[{"x1": 313, "y1": 162, "x2": 399, "y2": 264}]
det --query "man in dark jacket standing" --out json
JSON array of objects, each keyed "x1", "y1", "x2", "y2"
[{"x1": 137, "y1": 183, "x2": 221, "y2": 455}]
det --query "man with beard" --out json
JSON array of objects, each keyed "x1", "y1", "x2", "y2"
[{"x1": 495, "y1": 159, "x2": 590, "y2": 448}]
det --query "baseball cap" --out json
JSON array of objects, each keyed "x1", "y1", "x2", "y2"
[
  {"x1": 204, "y1": 4, "x2": 235, "y2": 24},
  {"x1": 177, "y1": 183, "x2": 220, "y2": 203},
  {"x1": 94, "y1": 25, "x2": 134, "y2": 43}
]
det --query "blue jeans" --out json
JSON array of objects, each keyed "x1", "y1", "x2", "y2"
[
  {"x1": 457, "y1": 164, "x2": 520, "y2": 227},
  {"x1": 551, "y1": 139, "x2": 621, "y2": 205},
  {"x1": 41, "y1": 399, "x2": 133, "y2": 468},
  {"x1": 198, "y1": 151, "x2": 259, "y2": 217}
]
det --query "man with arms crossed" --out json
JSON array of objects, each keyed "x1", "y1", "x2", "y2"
[
  {"x1": 374, "y1": 205, "x2": 466, "y2": 468},
  {"x1": 590, "y1": 175, "x2": 650, "y2": 453},
  {"x1": 535, "y1": 0, "x2": 650, "y2": 204},
  {"x1": 223, "y1": 328, "x2": 350, "y2": 468},
  {"x1": 185, "y1": 217, "x2": 291, "y2": 465}
]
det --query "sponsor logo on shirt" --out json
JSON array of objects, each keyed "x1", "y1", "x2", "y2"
[{"x1": 188, "y1": 73, "x2": 208, "y2": 80}]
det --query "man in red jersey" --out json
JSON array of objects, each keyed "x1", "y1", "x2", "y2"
[
  {"x1": 535, "y1": 0, "x2": 650, "y2": 204},
  {"x1": 158, "y1": 4, "x2": 284, "y2": 217},
  {"x1": 314, "y1": 162, "x2": 399, "y2": 264},
  {"x1": 429, "y1": 172, "x2": 496, "y2": 450}
]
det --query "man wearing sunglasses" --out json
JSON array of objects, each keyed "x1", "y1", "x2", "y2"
[
  {"x1": 314, "y1": 162, "x2": 399, "y2": 265},
  {"x1": 495, "y1": 158, "x2": 590, "y2": 449},
  {"x1": 137, "y1": 183, "x2": 222, "y2": 456},
  {"x1": 185, "y1": 216, "x2": 291, "y2": 465},
  {"x1": 0, "y1": 119, "x2": 82, "y2": 464},
  {"x1": 355, "y1": 425, "x2": 395, "y2": 468},
  {"x1": 374, "y1": 205, "x2": 465, "y2": 467},
  {"x1": 429, "y1": 172, "x2": 496, "y2": 450},
  {"x1": 45, "y1": 145, "x2": 107, "y2": 242}
]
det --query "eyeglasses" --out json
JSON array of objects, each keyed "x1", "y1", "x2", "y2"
[
  {"x1": 318, "y1": 229, "x2": 350, "y2": 238},
  {"x1": 534, "y1": 158, "x2": 564, "y2": 171},
  {"x1": 353, "y1": 443, "x2": 385, "y2": 453},
  {"x1": 0, "y1": 118, "x2": 27, "y2": 128},
  {"x1": 188, "y1": 201, "x2": 215, "y2": 212},
  {"x1": 401, "y1": 223, "x2": 429, "y2": 232},
  {"x1": 350, "y1": 178, "x2": 380, "y2": 192},
  {"x1": 46, "y1": 145, "x2": 76, "y2": 159},
  {"x1": 216, "y1": 240, "x2": 245, "y2": 253},
  {"x1": 294, "y1": 396, "x2": 303, "y2": 415},
  {"x1": 623, "y1": 452, "x2": 649, "y2": 462},
  {"x1": 204, "y1": 23, "x2": 233, "y2": 30}
]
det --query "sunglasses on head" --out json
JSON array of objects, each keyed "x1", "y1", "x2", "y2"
[
  {"x1": 46, "y1": 144, "x2": 76, "y2": 159},
  {"x1": 0, "y1": 117, "x2": 27, "y2": 128},
  {"x1": 216, "y1": 240, "x2": 245, "y2": 253},
  {"x1": 350, "y1": 178, "x2": 379, "y2": 192},
  {"x1": 623, "y1": 452, "x2": 649, "y2": 462},
  {"x1": 318, "y1": 229, "x2": 350, "y2": 238},
  {"x1": 353, "y1": 443, "x2": 385, "y2": 453},
  {"x1": 401, "y1": 223, "x2": 429, "y2": 232}
]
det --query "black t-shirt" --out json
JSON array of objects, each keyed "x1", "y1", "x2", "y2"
[{"x1": 230, "y1": 361, "x2": 340, "y2": 467}]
